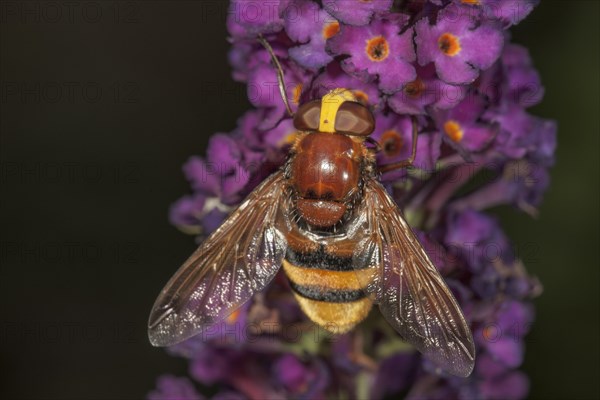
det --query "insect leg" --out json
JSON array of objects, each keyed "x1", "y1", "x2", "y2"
[
  {"x1": 257, "y1": 34, "x2": 294, "y2": 118},
  {"x1": 378, "y1": 116, "x2": 418, "y2": 173},
  {"x1": 364, "y1": 137, "x2": 382, "y2": 153}
]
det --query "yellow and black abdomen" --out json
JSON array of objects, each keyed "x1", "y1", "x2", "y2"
[{"x1": 282, "y1": 236, "x2": 375, "y2": 333}]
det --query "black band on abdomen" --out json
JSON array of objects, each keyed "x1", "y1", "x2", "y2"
[
  {"x1": 286, "y1": 247, "x2": 365, "y2": 271},
  {"x1": 289, "y1": 281, "x2": 366, "y2": 303}
]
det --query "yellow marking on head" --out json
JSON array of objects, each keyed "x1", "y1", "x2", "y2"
[{"x1": 319, "y1": 88, "x2": 357, "y2": 133}]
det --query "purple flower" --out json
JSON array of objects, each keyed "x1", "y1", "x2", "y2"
[
  {"x1": 415, "y1": 5, "x2": 504, "y2": 84},
  {"x1": 183, "y1": 134, "x2": 251, "y2": 202},
  {"x1": 479, "y1": 370, "x2": 529, "y2": 400},
  {"x1": 189, "y1": 346, "x2": 240, "y2": 385},
  {"x1": 469, "y1": 299, "x2": 534, "y2": 398},
  {"x1": 228, "y1": 42, "x2": 272, "y2": 83},
  {"x1": 328, "y1": 14, "x2": 416, "y2": 93},
  {"x1": 211, "y1": 391, "x2": 247, "y2": 400},
  {"x1": 199, "y1": 208, "x2": 229, "y2": 236},
  {"x1": 449, "y1": 111, "x2": 556, "y2": 214},
  {"x1": 158, "y1": 1, "x2": 554, "y2": 399},
  {"x1": 273, "y1": 354, "x2": 329, "y2": 397},
  {"x1": 182, "y1": 156, "x2": 247, "y2": 206},
  {"x1": 323, "y1": 0, "x2": 392, "y2": 26},
  {"x1": 311, "y1": 61, "x2": 382, "y2": 109},
  {"x1": 489, "y1": 105, "x2": 541, "y2": 159},
  {"x1": 372, "y1": 114, "x2": 441, "y2": 177},
  {"x1": 329, "y1": 334, "x2": 363, "y2": 374},
  {"x1": 470, "y1": 265, "x2": 502, "y2": 299},
  {"x1": 481, "y1": 329, "x2": 524, "y2": 368},
  {"x1": 487, "y1": 104, "x2": 556, "y2": 162},
  {"x1": 500, "y1": 44, "x2": 545, "y2": 107},
  {"x1": 148, "y1": 375, "x2": 203, "y2": 400},
  {"x1": 476, "y1": 352, "x2": 509, "y2": 378},
  {"x1": 236, "y1": 109, "x2": 297, "y2": 174},
  {"x1": 388, "y1": 63, "x2": 467, "y2": 115},
  {"x1": 432, "y1": 94, "x2": 497, "y2": 152},
  {"x1": 227, "y1": 0, "x2": 284, "y2": 38},
  {"x1": 445, "y1": 209, "x2": 513, "y2": 272},
  {"x1": 371, "y1": 352, "x2": 418, "y2": 399},
  {"x1": 456, "y1": 0, "x2": 539, "y2": 28},
  {"x1": 247, "y1": 56, "x2": 311, "y2": 130},
  {"x1": 283, "y1": 0, "x2": 338, "y2": 69},
  {"x1": 476, "y1": 42, "x2": 545, "y2": 109},
  {"x1": 169, "y1": 194, "x2": 205, "y2": 234}
]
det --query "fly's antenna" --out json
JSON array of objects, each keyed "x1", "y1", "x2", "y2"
[{"x1": 257, "y1": 35, "x2": 294, "y2": 117}]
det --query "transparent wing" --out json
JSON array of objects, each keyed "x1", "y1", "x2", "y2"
[
  {"x1": 148, "y1": 171, "x2": 289, "y2": 346},
  {"x1": 354, "y1": 178, "x2": 475, "y2": 377}
]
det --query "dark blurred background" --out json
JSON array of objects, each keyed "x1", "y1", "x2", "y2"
[{"x1": 0, "y1": 1, "x2": 598, "y2": 399}]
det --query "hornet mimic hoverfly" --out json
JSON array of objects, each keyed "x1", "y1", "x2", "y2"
[{"x1": 149, "y1": 39, "x2": 475, "y2": 378}]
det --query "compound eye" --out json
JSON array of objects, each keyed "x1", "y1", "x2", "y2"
[
  {"x1": 334, "y1": 101, "x2": 375, "y2": 136},
  {"x1": 294, "y1": 100, "x2": 322, "y2": 131}
]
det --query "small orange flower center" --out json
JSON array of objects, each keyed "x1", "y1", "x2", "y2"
[
  {"x1": 293, "y1": 83, "x2": 303, "y2": 104},
  {"x1": 444, "y1": 120, "x2": 464, "y2": 142},
  {"x1": 366, "y1": 36, "x2": 390, "y2": 62},
  {"x1": 482, "y1": 325, "x2": 499, "y2": 341},
  {"x1": 461, "y1": 0, "x2": 481, "y2": 4},
  {"x1": 438, "y1": 33, "x2": 461, "y2": 56},
  {"x1": 381, "y1": 130, "x2": 404, "y2": 157},
  {"x1": 322, "y1": 21, "x2": 340, "y2": 39},
  {"x1": 226, "y1": 309, "x2": 241, "y2": 324},
  {"x1": 403, "y1": 78, "x2": 426, "y2": 98},
  {"x1": 353, "y1": 90, "x2": 369, "y2": 105}
]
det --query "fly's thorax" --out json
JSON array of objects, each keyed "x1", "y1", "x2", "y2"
[
  {"x1": 291, "y1": 132, "x2": 363, "y2": 200},
  {"x1": 288, "y1": 132, "x2": 368, "y2": 228}
]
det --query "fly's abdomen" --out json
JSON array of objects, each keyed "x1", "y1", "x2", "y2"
[{"x1": 282, "y1": 236, "x2": 374, "y2": 333}]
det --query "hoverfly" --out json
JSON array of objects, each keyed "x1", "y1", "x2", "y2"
[{"x1": 149, "y1": 38, "x2": 475, "y2": 378}]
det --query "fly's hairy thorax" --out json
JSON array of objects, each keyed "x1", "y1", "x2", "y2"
[{"x1": 288, "y1": 132, "x2": 371, "y2": 229}]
